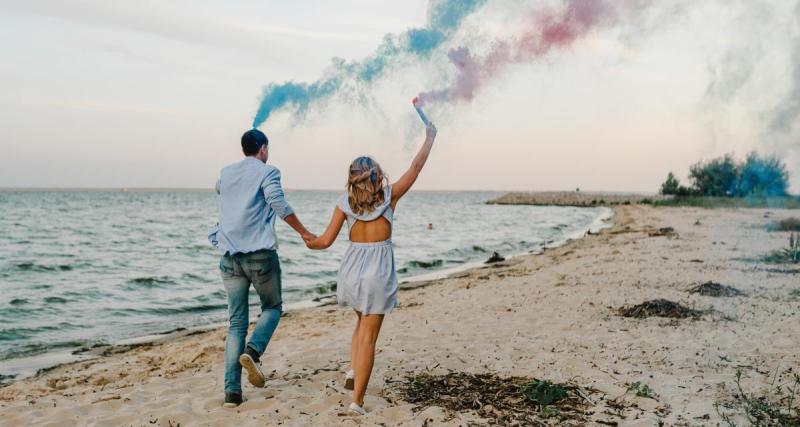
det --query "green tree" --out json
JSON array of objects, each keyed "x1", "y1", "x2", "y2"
[
  {"x1": 660, "y1": 172, "x2": 680, "y2": 195},
  {"x1": 689, "y1": 154, "x2": 740, "y2": 197}
]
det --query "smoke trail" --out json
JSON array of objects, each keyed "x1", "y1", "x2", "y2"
[
  {"x1": 415, "y1": 0, "x2": 618, "y2": 106},
  {"x1": 251, "y1": 0, "x2": 487, "y2": 128},
  {"x1": 769, "y1": 0, "x2": 800, "y2": 134}
]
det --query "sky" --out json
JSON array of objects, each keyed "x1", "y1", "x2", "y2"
[{"x1": 0, "y1": 0, "x2": 798, "y2": 192}]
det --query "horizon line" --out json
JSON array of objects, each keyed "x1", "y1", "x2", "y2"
[{"x1": 0, "y1": 186, "x2": 663, "y2": 195}]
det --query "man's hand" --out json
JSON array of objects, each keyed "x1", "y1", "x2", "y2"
[{"x1": 301, "y1": 231, "x2": 317, "y2": 244}]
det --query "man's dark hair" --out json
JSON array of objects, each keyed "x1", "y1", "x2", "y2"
[{"x1": 241, "y1": 129, "x2": 268, "y2": 156}]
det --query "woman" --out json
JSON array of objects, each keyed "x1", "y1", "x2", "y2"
[{"x1": 306, "y1": 121, "x2": 437, "y2": 415}]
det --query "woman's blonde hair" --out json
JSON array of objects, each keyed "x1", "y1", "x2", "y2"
[{"x1": 347, "y1": 156, "x2": 387, "y2": 215}]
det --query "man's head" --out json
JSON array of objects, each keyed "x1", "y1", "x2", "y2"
[{"x1": 241, "y1": 129, "x2": 269, "y2": 162}]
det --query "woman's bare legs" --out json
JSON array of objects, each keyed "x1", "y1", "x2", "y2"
[
  {"x1": 347, "y1": 311, "x2": 362, "y2": 388},
  {"x1": 352, "y1": 313, "x2": 384, "y2": 406}
]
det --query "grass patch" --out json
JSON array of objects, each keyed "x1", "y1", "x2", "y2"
[
  {"x1": 790, "y1": 289, "x2": 800, "y2": 300},
  {"x1": 716, "y1": 368, "x2": 800, "y2": 426},
  {"x1": 689, "y1": 281, "x2": 746, "y2": 297},
  {"x1": 769, "y1": 217, "x2": 800, "y2": 232},
  {"x1": 390, "y1": 372, "x2": 601, "y2": 424},
  {"x1": 763, "y1": 233, "x2": 800, "y2": 264},
  {"x1": 653, "y1": 196, "x2": 800, "y2": 209},
  {"x1": 618, "y1": 298, "x2": 704, "y2": 319},
  {"x1": 626, "y1": 381, "x2": 655, "y2": 398}
]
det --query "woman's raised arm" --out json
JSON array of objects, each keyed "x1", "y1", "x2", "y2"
[
  {"x1": 391, "y1": 123, "x2": 437, "y2": 203},
  {"x1": 306, "y1": 207, "x2": 347, "y2": 250}
]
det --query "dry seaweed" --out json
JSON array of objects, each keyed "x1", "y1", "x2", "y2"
[
  {"x1": 689, "y1": 281, "x2": 746, "y2": 297},
  {"x1": 618, "y1": 298, "x2": 704, "y2": 319},
  {"x1": 389, "y1": 371, "x2": 603, "y2": 425}
]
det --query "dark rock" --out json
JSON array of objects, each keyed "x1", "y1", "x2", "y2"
[{"x1": 485, "y1": 252, "x2": 505, "y2": 264}]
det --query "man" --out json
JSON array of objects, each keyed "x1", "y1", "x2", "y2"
[{"x1": 208, "y1": 129, "x2": 315, "y2": 408}]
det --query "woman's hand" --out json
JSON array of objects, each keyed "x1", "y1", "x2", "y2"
[
  {"x1": 391, "y1": 121, "x2": 438, "y2": 202},
  {"x1": 305, "y1": 237, "x2": 320, "y2": 250},
  {"x1": 306, "y1": 207, "x2": 346, "y2": 250},
  {"x1": 301, "y1": 231, "x2": 317, "y2": 244},
  {"x1": 425, "y1": 123, "x2": 437, "y2": 142}
]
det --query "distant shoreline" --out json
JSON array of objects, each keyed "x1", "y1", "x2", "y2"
[{"x1": 487, "y1": 191, "x2": 667, "y2": 207}]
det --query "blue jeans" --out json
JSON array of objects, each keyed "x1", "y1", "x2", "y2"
[{"x1": 219, "y1": 250, "x2": 282, "y2": 394}]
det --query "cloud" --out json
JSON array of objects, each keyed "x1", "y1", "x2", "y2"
[{"x1": 0, "y1": 0, "x2": 377, "y2": 52}]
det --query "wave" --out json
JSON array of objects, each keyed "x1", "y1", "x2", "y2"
[
  {"x1": 0, "y1": 322, "x2": 87, "y2": 342},
  {"x1": 109, "y1": 303, "x2": 226, "y2": 316},
  {"x1": 406, "y1": 259, "x2": 444, "y2": 269},
  {"x1": 177, "y1": 244, "x2": 214, "y2": 253},
  {"x1": 181, "y1": 273, "x2": 213, "y2": 283},
  {"x1": 0, "y1": 339, "x2": 99, "y2": 361},
  {"x1": 43, "y1": 296, "x2": 68, "y2": 304},
  {"x1": 125, "y1": 276, "x2": 176, "y2": 287},
  {"x1": 14, "y1": 262, "x2": 74, "y2": 272}
]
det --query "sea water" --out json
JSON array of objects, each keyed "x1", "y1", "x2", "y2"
[{"x1": 0, "y1": 190, "x2": 609, "y2": 382}]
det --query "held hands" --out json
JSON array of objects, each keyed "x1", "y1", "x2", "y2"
[{"x1": 301, "y1": 231, "x2": 317, "y2": 246}]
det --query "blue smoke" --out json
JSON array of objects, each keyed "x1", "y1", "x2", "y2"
[
  {"x1": 251, "y1": 0, "x2": 487, "y2": 128},
  {"x1": 737, "y1": 152, "x2": 790, "y2": 197}
]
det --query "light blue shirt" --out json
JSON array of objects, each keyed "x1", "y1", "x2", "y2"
[{"x1": 208, "y1": 157, "x2": 294, "y2": 254}]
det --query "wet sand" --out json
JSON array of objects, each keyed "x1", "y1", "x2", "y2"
[{"x1": 1, "y1": 205, "x2": 798, "y2": 426}]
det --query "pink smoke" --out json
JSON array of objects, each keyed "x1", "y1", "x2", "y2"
[{"x1": 416, "y1": 0, "x2": 617, "y2": 106}]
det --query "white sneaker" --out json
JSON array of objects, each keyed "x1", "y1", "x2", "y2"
[
  {"x1": 349, "y1": 402, "x2": 366, "y2": 416},
  {"x1": 345, "y1": 369, "x2": 355, "y2": 390},
  {"x1": 239, "y1": 353, "x2": 266, "y2": 388}
]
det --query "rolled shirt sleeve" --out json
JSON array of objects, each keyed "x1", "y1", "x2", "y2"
[{"x1": 262, "y1": 167, "x2": 294, "y2": 220}]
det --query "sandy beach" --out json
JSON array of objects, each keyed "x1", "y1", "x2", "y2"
[{"x1": 2, "y1": 204, "x2": 799, "y2": 426}]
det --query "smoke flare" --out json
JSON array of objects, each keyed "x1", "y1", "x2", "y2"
[
  {"x1": 251, "y1": 0, "x2": 487, "y2": 128},
  {"x1": 415, "y1": 0, "x2": 617, "y2": 106}
]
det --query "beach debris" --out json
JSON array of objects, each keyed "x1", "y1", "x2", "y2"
[
  {"x1": 618, "y1": 299, "x2": 704, "y2": 319},
  {"x1": 91, "y1": 394, "x2": 121, "y2": 404},
  {"x1": 648, "y1": 227, "x2": 676, "y2": 237},
  {"x1": 390, "y1": 371, "x2": 607, "y2": 425},
  {"x1": 485, "y1": 252, "x2": 505, "y2": 264},
  {"x1": 688, "y1": 281, "x2": 746, "y2": 297}
]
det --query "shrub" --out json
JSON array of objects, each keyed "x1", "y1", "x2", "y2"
[
  {"x1": 659, "y1": 152, "x2": 791, "y2": 198},
  {"x1": 660, "y1": 172, "x2": 681, "y2": 195},
  {"x1": 770, "y1": 217, "x2": 800, "y2": 232},
  {"x1": 689, "y1": 153, "x2": 740, "y2": 197},
  {"x1": 737, "y1": 152, "x2": 789, "y2": 197}
]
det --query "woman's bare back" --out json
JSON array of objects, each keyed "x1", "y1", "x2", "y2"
[{"x1": 349, "y1": 216, "x2": 392, "y2": 243}]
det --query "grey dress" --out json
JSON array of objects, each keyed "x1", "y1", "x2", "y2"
[{"x1": 336, "y1": 185, "x2": 398, "y2": 315}]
